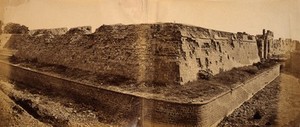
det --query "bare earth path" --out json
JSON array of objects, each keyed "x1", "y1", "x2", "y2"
[{"x1": 276, "y1": 73, "x2": 300, "y2": 127}]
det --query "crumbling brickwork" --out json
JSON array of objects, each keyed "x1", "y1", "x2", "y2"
[
  {"x1": 177, "y1": 26, "x2": 260, "y2": 84},
  {"x1": 29, "y1": 27, "x2": 68, "y2": 36}
]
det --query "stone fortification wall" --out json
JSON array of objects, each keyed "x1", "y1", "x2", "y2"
[
  {"x1": 11, "y1": 25, "x2": 145, "y2": 84},
  {"x1": 0, "y1": 23, "x2": 298, "y2": 85},
  {"x1": 2, "y1": 24, "x2": 183, "y2": 85}
]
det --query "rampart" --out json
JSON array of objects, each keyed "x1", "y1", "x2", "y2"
[{"x1": 0, "y1": 23, "x2": 299, "y2": 85}]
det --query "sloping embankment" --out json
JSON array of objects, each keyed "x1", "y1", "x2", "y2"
[{"x1": 0, "y1": 60, "x2": 280, "y2": 127}]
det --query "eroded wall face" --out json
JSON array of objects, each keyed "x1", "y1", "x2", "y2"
[
  {"x1": 177, "y1": 26, "x2": 260, "y2": 84},
  {"x1": 270, "y1": 39, "x2": 297, "y2": 57}
]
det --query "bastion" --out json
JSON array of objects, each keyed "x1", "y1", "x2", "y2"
[{"x1": 3, "y1": 23, "x2": 265, "y2": 85}]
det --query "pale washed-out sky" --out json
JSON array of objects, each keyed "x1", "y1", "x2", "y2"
[{"x1": 0, "y1": 0, "x2": 299, "y2": 40}]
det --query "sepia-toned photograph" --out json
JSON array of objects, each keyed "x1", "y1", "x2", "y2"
[{"x1": 0, "y1": 0, "x2": 300, "y2": 126}]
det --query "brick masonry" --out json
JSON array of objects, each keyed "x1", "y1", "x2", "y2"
[{"x1": 1, "y1": 23, "x2": 296, "y2": 85}]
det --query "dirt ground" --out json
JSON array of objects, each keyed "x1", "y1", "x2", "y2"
[
  {"x1": 276, "y1": 72, "x2": 300, "y2": 127},
  {"x1": 0, "y1": 90, "x2": 50, "y2": 127},
  {"x1": 0, "y1": 79, "x2": 112, "y2": 127}
]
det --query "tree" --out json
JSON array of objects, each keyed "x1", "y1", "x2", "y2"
[{"x1": 3, "y1": 23, "x2": 29, "y2": 34}]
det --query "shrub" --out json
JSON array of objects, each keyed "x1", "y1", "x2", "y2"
[{"x1": 3, "y1": 23, "x2": 29, "y2": 34}]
